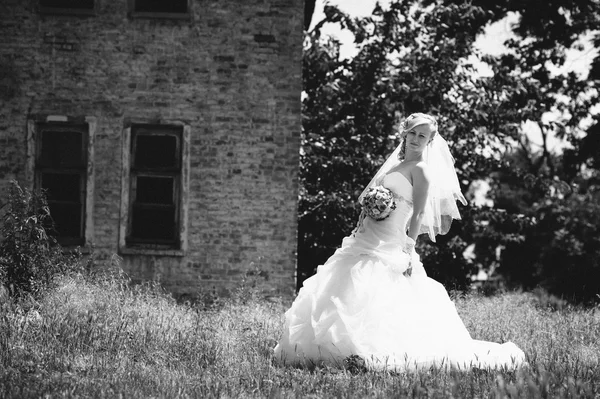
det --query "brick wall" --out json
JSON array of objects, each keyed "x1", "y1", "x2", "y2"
[{"x1": 0, "y1": 0, "x2": 302, "y2": 298}]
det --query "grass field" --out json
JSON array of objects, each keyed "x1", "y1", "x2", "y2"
[{"x1": 1, "y1": 272, "x2": 598, "y2": 398}]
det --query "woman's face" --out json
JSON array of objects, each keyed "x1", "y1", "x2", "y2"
[{"x1": 404, "y1": 123, "x2": 435, "y2": 154}]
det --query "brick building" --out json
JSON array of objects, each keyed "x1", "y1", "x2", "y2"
[{"x1": 0, "y1": 0, "x2": 302, "y2": 298}]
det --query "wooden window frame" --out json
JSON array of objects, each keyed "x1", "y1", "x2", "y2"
[
  {"x1": 119, "y1": 122, "x2": 190, "y2": 256},
  {"x1": 127, "y1": 0, "x2": 191, "y2": 20},
  {"x1": 128, "y1": 126, "x2": 182, "y2": 247},
  {"x1": 26, "y1": 116, "x2": 96, "y2": 248},
  {"x1": 38, "y1": 0, "x2": 96, "y2": 16}
]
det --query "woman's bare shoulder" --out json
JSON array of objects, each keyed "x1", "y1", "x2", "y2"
[{"x1": 410, "y1": 161, "x2": 431, "y2": 182}]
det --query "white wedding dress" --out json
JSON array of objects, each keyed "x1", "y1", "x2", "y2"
[{"x1": 274, "y1": 172, "x2": 526, "y2": 371}]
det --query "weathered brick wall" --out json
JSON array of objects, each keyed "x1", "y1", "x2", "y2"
[{"x1": 0, "y1": 0, "x2": 302, "y2": 298}]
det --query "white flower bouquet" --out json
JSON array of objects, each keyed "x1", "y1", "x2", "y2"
[{"x1": 361, "y1": 185, "x2": 397, "y2": 221}]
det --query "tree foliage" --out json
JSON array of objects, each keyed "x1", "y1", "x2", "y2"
[{"x1": 300, "y1": 0, "x2": 600, "y2": 303}]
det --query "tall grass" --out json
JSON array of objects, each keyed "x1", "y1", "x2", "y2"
[{"x1": 1, "y1": 272, "x2": 598, "y2": 398}]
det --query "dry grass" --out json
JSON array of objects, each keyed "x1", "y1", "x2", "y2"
[{"x1": 1, "y1": 272, "x2": 599, "y2": 398}]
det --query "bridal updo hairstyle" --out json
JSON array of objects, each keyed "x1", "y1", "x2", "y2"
[
  {"x1": 398, "y1": 112, "x2": 439, "y2": 160},
  {"x1": 402, "y1": 112, "x2": 438, "y2": 139}
]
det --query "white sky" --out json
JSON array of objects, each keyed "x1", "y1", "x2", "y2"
[{"x1": 309, "y1": 0, "x2": 599, "y2": 152}]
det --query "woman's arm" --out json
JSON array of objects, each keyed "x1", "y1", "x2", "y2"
[
  {"x1": 407, "y1": 162, "x2": 431, "y2": 242},
  {"x1": 400, "y1": 163, "x2": 430, "y2": 277},
  {"x1": 403, "y1": 163, "x2": 430, "y2": 277}
]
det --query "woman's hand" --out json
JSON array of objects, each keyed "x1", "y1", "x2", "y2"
[
  {"x1": 402, "y1": 237, "x2": 416, "y2": 277},
  {"x1": 403, "y1": 236, "x2": 416, "y2": 255},
  {"x1": 403, "y1": 264, "x2": 412, "y2": 277}
]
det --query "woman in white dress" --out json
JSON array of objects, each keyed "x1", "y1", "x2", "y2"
[{"x1": 274, "y1": 113, "x2": 526, "y2": 371}]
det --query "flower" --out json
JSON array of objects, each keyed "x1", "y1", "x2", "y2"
[{"x1": 362, "y1": 185, "x2": 396, "y2": 221}]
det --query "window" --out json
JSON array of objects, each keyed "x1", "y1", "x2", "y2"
[
  {"x1": 34, "y1": 123, "x2": 88, "y2": 246},
  {"x1": 39, "y1": 0, "x2": 95, "y2": 15},
  {"x1": 128, "y1": 0, "x2": 190, "y2": 19},
  {"x1": 27, "y1": 116, "x2": 95, "y2": 248},
  {"x1": 120, "y1": 124, "x2": 190, "y2": 254}
]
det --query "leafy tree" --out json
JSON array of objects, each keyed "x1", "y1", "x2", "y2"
[
  {"x1": 462, "y1": 0, "x2": 600, "y2": 302},
  {"x1": 300, "y1": 1, "x2": 503, "y2": 288},
  {"x1": 300, "y1": 0, "x2": 600, "y2": 303}
]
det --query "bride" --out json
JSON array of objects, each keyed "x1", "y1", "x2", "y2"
[{"x1": 274, "y1": 113, "x2": 526, "y2": 371}]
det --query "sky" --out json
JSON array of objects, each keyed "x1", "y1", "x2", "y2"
[{"x1": 309, "y1": 0, "x2": 599, "y2": 153}]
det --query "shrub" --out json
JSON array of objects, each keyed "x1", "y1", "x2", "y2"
[
  {"x1": 0, "y1": 180, "x2": 82, "y2": 298},
  {"x1": 498, "y1": 191, "x2": 600, "y2": 305}
]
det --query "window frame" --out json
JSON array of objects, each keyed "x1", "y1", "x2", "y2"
[
  {"x1": 38, "y1": 0, "x2": 96, "y2": 16},
  {"x1": 127, "y1": 0, "x2": 191, "y2": 20},
  {"x1": 26, "y1": 116, "x2": 96, "y2": 248},
  {"x1": 119, "y1": 122, "x2": 190, "y2": 256}
]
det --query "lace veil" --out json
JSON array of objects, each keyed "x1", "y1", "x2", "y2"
[{"x1": 358, "y1": 113, "x2": 466, "y2": 242}]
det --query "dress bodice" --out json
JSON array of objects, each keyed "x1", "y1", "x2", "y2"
[
  {"x1": 382, "y1": 171, "x2": 413, "y2": 203},
  {"x1": 378, "y1": 172, "x2": 414, "y2": 233},
  {"x1": 336, "y1": 172, "x2": 416, "y2": 272},
  {"x1": 355, "y1": 171, "x2": 415, "y2": 234}
]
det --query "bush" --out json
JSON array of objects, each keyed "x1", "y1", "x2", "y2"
[
  {"x1": 0, "y1": 180, "x2": 82, "y2": 298},
  {"x1": 497, "y1": 191, "x2": 600, "y2": 305}
]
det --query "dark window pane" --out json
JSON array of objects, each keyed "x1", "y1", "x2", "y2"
[
  {"x1": 136, "y1": 176, "x2": 174, "y2": 204},
  {"x1": 134, "y1": 0, "x2": 187, "y2": 13},
  {"x1": 41, "y1": 173, "x2": 81, "y2": 202},
  {"x1": 131, "y1": 205, "x2": 176, "y2": 241},
  {"x1": 134, "y1": 134, "x2": 179, "y2": 169},
  {"x1": 47, "y1": 202, "x2": 83, "y2": 238},
  {"x1": 40, "y1": 0, "x2": 94, "y2": 9},
  {"x1": 40, "y1": 129, "x2": 85, "y2": 168}
]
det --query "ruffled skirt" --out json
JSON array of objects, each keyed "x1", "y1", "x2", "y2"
[{"x1": 274, "y1": 250, "x2": 526, "y2": 372}]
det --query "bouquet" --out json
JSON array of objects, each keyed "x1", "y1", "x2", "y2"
[{"x1": 361, "y1": 185, "x2": 397, "y2": 221}]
